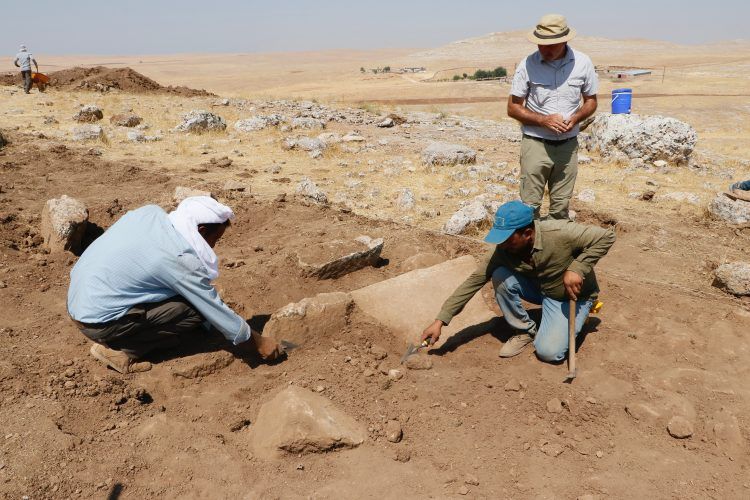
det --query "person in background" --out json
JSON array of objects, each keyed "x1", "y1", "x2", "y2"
[
  {"x1": 13, "y1": 44, "x2": 39, "y2": 94},
  {"x1": 507, "y1": 14, "x2": 598, "y2": 220}
]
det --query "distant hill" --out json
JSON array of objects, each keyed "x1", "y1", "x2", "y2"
[{"x1": 402, "y1": 31, "x2": 750, "y2": 69}]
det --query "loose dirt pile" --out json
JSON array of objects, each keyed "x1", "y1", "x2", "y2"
[
  {"x1": 1, "y1": 66, "x2": 214, "y2": 97},
  {"x1": 0, "y1": 73, "x2": 19, "y2": 86}
]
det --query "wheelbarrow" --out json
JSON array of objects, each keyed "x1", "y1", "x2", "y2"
[{"x1": 31, "y1": 71, "x2": 50, "y2": 92}]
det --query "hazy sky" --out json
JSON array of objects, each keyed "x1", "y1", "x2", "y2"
[{"x1": 3, "y1": 0, "x2": 747, "y2": 55}]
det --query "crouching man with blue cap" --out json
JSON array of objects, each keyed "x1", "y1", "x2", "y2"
[{"x1": 421, "y1": 200, "x2": 615, "y2": 361}]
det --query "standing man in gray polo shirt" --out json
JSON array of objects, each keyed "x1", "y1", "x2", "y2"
[{"x1": 508, "y1": 14, "x2": 598, "y2": 219}]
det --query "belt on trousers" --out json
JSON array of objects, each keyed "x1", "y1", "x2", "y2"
[{"x1": 523, "y1": 134, "x2": 576, "y2": 146}]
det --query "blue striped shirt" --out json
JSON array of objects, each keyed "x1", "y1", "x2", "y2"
[{"x1": 67, "y1": 205, "x2": 250, "y2": 345}]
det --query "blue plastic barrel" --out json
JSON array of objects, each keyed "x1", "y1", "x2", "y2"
[{"x1": 611, "y1": 88, "x2": 632, "y2": 114}]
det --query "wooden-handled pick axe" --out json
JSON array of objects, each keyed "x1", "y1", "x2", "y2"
[{"x1": 563, "y1": 298, "x2": 577, "y2": 383}]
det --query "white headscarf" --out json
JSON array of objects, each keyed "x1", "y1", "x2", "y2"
[
  {"x1": 168, "y1": 196, "x2": 234, "y2": 280},
  {"x1": 19, "y1": 45, "x2": 27, "y2": 52}
]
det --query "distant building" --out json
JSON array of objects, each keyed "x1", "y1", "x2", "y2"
[
  {"x1": 595, "y1": 66, "x2": 653, "y2": 80},
  {"x1": 615, "y1": 69, "x2": 652, "y2": 79}
]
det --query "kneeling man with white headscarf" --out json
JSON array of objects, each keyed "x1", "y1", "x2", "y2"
[{"x1": 67, "y1": 196, "x2": 281, "y2": 373}]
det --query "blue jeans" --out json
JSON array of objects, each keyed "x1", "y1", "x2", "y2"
[{"x1": 492, "y1": 267, "x2": 593, "y2": 362}]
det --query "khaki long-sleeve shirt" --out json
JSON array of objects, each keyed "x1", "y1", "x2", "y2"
[{"x1": 436, "y1": 219, "x2": 615, "y2": 325}]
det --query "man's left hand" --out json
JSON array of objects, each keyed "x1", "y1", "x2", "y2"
[
  {"x1": 563, "y1": 270, "x2": 583, "y2": 300},
  {"x1": 562, "y1": 116, "x2": 579, "y2": 133}
]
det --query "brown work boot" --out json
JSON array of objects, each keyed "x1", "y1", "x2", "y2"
[
  {"x1": 89, "y1": 344, "x2": 152, "y2": 374},
  {"x1": 498, "y1": 332, "x2": 534, "y2": 358}
]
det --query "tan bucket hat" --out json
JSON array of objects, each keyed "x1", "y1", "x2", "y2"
[{"x1": 527, "y1": 14, "x2": 577, "y2": 45}]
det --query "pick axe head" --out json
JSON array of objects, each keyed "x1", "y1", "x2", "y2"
[{"x1": 563, "y1": 368, "x2": 577, "y2": 384}]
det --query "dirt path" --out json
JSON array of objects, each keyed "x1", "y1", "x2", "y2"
[{"x1": 352, "y1": 93, "x2": 750, "y2": 106}]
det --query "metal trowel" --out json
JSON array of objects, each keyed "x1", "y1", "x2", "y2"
[
  {"x1": 400, "y1": 340, "x2": 430, "y2": 364},
  {"x1": 279, "y1": 340, "x2": 300, "y2": 354}
]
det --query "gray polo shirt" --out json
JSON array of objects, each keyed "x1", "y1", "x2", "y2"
[
  {"x1": 14, "y1": 51, "x2": 35, "y2": 71},
  {"x1": 510, "y1": 46, "x2": 598, "y2": 141}
]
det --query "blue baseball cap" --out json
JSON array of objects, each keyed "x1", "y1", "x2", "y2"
[{"x1": 484, "y1": 200, "x2": 534, "y2": 244}]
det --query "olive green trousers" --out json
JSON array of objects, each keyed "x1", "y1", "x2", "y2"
[{"x1": 519, "y1": 135, "x2": 579, "y2": 219}]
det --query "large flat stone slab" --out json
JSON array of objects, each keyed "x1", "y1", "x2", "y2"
[{"x1": 351, "y1": 255, "x2": 496, "y2": 347}]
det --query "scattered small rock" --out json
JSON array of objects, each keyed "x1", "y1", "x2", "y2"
[
  {"x1": 541, "y1": 442, "x2": 565, "y2": 457},
  {"x1": 369, "y1": 345, "x2": 388, "y2": 360},
  {"x1": 639, "y1": 190, "x2": 656, "y2": 201},
  {"x1": 175, "y1": 110, "x2": 226, "y2": 133},
  {"x1": 73, "y1": 105, "x2": 103, "y2": 123},
  {"x1": 576, "y1": 189, "x2": 596, "y2": 203},
  {"x1": 713, "y1": 262, "x2": 750, "y2": 296},
  {"x1": 464, "y1": 474, "x2": 480, "y2": 486},
  {"x1": 229, "y1": 418, "x2": 251, "y2": 432},
  {"x1": 72, "y1": 125, "x2": 104, "y2": 141},
  {"x1": 295, "y1": 177, "x2": 328, "y2": 204},
  {"x1": 223, "y1": 180, "x2": 247, "y2": 192},
  {"x1": 394, "y1": 188, "x2": 415, "y2": 211},
  {"x1": 110, "y1": 113, "x2": 142, "y2": 127},
  {"x1": 546, "y1": 398, "x2": 563, "y2": 414},
  {"x1": 291, "y1": 117, "x2": 325, "y2": 130},
  {"x1": 422, "y1": 142, "x2": 477, "y2": 166},
  {"x1": 667, "y1": 416, "x2": 694, "y2": 439},
  {"x1": 40, "y1": 195, "x2": 89, "y2": 254},
  {"x1": 234, "y1": 117, "x2": 268, "y2": 132},
  {"x1": 202, "y1": 156, "x2": 233, "y2": 169},
  {"x1": 173, "y1": 186, "x2": 212, "y2": 204},
  {"x1": 504, "y1": 379, "x2": 522, "y2": 392},
  {"x1": 385, "y1": 420, "x2": 403, "y2": 443},
  {"x1": 249, "y1": 386, "x2": 366, "y2": 458},
  {"x1": 709, "y1": 193, "x2": 750, "y2": 225},
  {"x1": 377, "y1": 117, "x2": 395, "y2": 128},
  {"x1": 404, "y1": 355, "x2": 432, "y2": 370}
]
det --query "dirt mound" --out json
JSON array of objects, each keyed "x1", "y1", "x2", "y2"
[
  {"x1": 2, "y1": 66, "x2": 215, "y2": 97},
  {"x1": 0, "y1": 72, "x2": 19, "y2": 86}
]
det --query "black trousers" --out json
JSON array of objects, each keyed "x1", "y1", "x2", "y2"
[
  {"x1": 21, "y1": 70, "x2": 32, "y2": 93},
  {"x1": 76, "y1": 297, "x2": 204, "y2": 359}
]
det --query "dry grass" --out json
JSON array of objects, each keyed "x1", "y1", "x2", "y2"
[{"x1": 2, "y1": 40, "x2": 749, "y2": 232}]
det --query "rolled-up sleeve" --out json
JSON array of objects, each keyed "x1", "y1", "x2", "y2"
[
  {"x1": 169, "y1": 254, "x2": 251, "y2": 345},
  {"x1": 510, "y1": 60, "x2": 529, "y2": 98},
  {"x1": 582, "y1": 57, "x2": 599, "y2": 96},
  {"x1": 566, "y1": 225, "x2": 615, "y2": 278},
  {"x1": 436, "y1": 250, "x2": 496, "y2": 325}
]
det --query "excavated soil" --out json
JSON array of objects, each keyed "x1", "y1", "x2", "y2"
[
  {"x1": 0, "y1": 66, "x2": 215, "y2": 97},
  {"x1": 1, "y1": 132, "x2": 750, "y2": 499}
]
